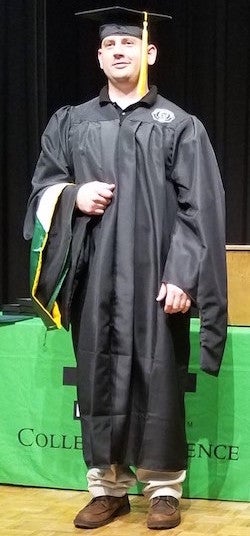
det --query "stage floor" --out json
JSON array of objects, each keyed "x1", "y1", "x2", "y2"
[{"x1": 0, "y1": 485, "x2": 249, "y2": 536}]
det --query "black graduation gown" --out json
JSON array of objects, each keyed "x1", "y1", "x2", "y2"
[{"x1": 24, "y1": 88, "x2": 227, "y2": 471}]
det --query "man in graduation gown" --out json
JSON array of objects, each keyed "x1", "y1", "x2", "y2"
[{"x1": 24, "y1": 6, "x2": 227, "y2": 531}]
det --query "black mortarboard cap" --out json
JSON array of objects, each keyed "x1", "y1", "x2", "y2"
[{"x1": 75, "y1": 5, "x2": 172, "y2": 41}]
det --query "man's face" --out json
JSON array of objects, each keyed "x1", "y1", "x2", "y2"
[{"x1": 98, "y1": 35, "x2": 143, "y2": 86}]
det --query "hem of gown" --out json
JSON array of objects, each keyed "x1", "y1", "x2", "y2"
[{"x1": 86, "y1": 460, "x2": 188, "y2": 472}]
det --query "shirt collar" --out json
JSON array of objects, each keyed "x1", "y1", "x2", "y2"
[{"x1": 99, "y1": 85, "x2": 158, "y2": 109}]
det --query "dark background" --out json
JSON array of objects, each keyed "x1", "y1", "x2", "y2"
[{"x1": 0, "y1": 0, "x2": 249, "y2": 305}]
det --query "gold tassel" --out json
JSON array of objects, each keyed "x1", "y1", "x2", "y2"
[{"x1": 137, "y1": 12, "x2": 148, "y2": 97}]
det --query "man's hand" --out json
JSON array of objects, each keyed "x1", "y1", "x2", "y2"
[
  {"x1": 76, "y1": 181, "x2": 115, "y2": 215},
  {"x1": 156, "y1": 283, "x2": 191, "y2": 314}
]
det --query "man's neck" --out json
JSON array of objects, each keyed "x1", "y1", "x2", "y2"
[{"x1": 108, "y1": 82, "x2": 149, "y2": 110}]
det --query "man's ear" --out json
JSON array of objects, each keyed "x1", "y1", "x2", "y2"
[
  {"x1": 147, "y1": 44, "x2": 157, "y2": 66},
  {"x1": 98, "y1": 49, "x2": 103, "y2": 70}
]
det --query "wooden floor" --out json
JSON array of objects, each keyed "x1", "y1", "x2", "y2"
[{"x1": 0, "y1": 485, "x2": 249, "y2": 536}]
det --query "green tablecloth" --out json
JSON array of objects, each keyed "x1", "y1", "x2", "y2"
[{"x1": 0, "y1": 317, "x2": 249, "y2": 501}]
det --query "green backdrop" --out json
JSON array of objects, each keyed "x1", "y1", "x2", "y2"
[{"x1": 0, "y1": 317, "x2": 249, "y2": 501}]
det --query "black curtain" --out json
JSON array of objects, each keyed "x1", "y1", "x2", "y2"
[
  {"x1": 0, "y1": 0, "x2": 47, "y2": 305},
  {"x1": 0, "y1": 0, "x2": 249, "y2": 304}
]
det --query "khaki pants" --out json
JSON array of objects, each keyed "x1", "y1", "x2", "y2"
[{"x1": 87, "y1": 465, "x2": 186, "y2": 500}]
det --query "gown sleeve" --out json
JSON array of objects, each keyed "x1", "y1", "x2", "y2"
[
  {"x1": 23, "y1": 106, "x2": 84, "y2": 329},
  {"x1": 163, "y1": 115, "x2": 227, "y2": 376},
  {"x1": 23, "y1": 106, "x2": 77, "y2": 239}
]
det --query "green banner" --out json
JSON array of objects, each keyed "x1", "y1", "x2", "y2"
[{"x1": 0, "y1": 317, "x2": 249, "y2": 501}]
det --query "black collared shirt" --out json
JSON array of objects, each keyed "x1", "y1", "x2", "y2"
[{"x1": 99, "y1": 85, "x2": 158, "y2": 122}]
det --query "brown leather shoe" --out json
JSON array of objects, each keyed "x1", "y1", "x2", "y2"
[
  {"x1": 147, "y1": 496, "x2": 181, "y2": 530},
  {"x1": 74, "y1": 494, "x2": 130, "y2": 528}
]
